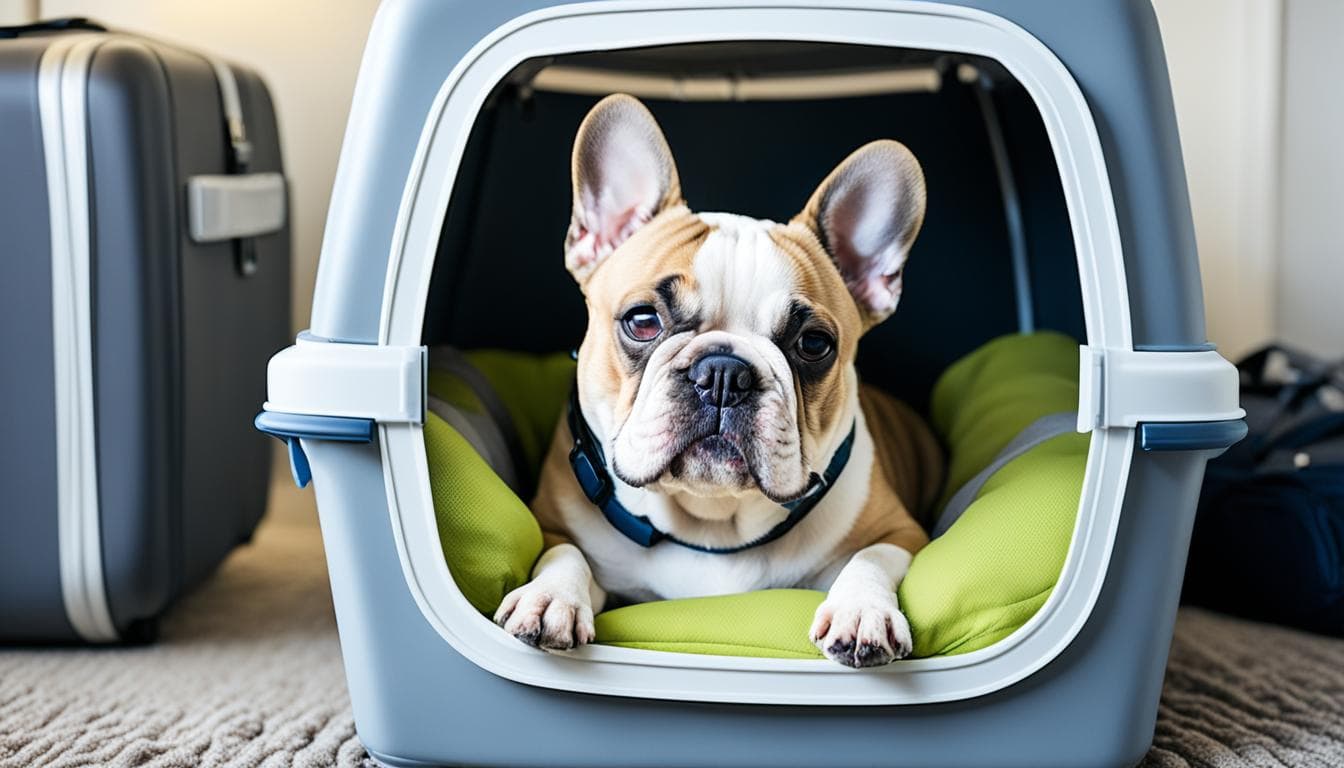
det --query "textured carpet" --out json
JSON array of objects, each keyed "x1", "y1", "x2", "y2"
[
  {"x1": 0, "y1": 483, "x2": 365, "y2": 768},
  {"x1": 2, "y1": 481, "x2": 1342, "y2": 767},
  {"x1": 1143, "y1": 611, "x2": 1344, "y2": 767}
]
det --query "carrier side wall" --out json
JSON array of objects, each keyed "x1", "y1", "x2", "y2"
[{"x1": 968, "y1": 0, "x2": 1203, "y2": 349}]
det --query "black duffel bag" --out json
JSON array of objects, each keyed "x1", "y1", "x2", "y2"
[{"x1": 1184, "y1": 345, "x2": 1344, "y2": 636}]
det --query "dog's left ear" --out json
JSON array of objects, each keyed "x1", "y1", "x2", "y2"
[
  {"x1": 794, "y1": 140, "x2": 926, "y2": 327},
  {"x1": 565, "y1": 94, "x2": 682, "y2": 286}
]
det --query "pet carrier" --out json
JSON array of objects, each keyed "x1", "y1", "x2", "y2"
[{"x1": 257, "y1": 1, "x2": 1244, "y2": 765}]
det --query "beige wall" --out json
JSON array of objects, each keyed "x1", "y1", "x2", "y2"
[
  {"x1": 0, "y1": 0, "x2": 34, "y2": 24},
  {"x1": 40, "y1": 0, "x2": 383, "y2": 333},
  {"x1": 1277, "y1": 0, "x2": 1344, "y2": 357},
  {"x1": 1151, "y1": 0, "x2": 1284, "y2": 360},
  {"x1": 0, "y1": 0, "x2": 38, "y2": 25}
]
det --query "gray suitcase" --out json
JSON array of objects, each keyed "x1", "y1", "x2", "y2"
[{"x1": 0, "y1": 19, "x2": 290, "y2": 643}]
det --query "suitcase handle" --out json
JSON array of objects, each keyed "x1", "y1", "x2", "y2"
[
  {"x1": 187, "y1": 173, "x2": 287, "y2": 244},
  {"x1": 0, "y1": 17, "x2": 107, "y2": 39}
]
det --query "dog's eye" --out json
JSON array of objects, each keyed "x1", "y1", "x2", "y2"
[
  {"x1": 621, "y1": 306, "x2": 663, "y2": 342},
  {"x1": 796, "y1": 331, "x2": 834, "y2": 362}
]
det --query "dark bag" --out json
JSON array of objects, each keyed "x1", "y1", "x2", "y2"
[{"x1": 1184, "y1": 345, "x2": 1344, "y2": 635}]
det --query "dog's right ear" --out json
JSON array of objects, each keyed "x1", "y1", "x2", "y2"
[{"x1": 565, "y1": 94, "x2": 682, "y2": 285}]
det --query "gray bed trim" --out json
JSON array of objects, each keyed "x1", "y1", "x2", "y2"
[
  {"x1": 426, "y1": 347, "x2": 526, "y2": 492},
  {"x1": 932, "y1": 411, "x2": 1078, "y2": 538}
]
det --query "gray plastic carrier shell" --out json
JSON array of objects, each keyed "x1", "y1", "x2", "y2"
[{"x1": 260, "y1": 1, "x2": 1245, "y2": 765}]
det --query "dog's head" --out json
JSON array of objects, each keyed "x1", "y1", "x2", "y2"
[{"x1": 567, "y1": 94, "x2": 925, "y2": 512}]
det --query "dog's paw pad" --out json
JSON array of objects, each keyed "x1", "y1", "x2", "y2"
[
  {"x1": 854, "y1": 640, "x2": 897, "y2": 667},
  {"x1": 825, "y1": 637, "x2": 856, "y2": 660},
  {"x1": 494, "y1": 582, "x2": 595, "y2": 652},
  {"x1": 811, "y1": 594, "x2": 912, "y2": 668}
]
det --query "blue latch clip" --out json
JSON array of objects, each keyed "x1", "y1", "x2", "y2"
[{"x1": 254, "y1": 411, "x2": 376, "y2": 488}]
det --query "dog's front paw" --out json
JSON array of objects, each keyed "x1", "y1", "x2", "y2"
[
  {"x1": 810, "y1": 590, "x2": 912, "y2": 668},
  {"x1": 493, "y1": 580, "x2": 595, "y2": 651}
]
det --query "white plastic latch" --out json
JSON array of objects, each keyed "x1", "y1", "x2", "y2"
[
  {"x1": 264, "y1": 335, "x2": 426, "y2": 423},
  {"x1": 1077, "y1": 346, "x2": 1244, "y2": 432}
]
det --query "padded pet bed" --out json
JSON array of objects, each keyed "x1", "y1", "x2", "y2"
[{"x1": 426, "y1": 332, "x2": 1087, "y2": 658}]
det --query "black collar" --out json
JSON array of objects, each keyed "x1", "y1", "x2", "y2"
[{"x1": 566, "y1": 385, "x2": 857, "y2": 554}]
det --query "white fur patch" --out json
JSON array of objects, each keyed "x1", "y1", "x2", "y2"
[
  {"x1": 694, "y1": 213, "x2": 797, "y2": 336},
  {"x1": 494, "y1": 544, "x2": 605, "y2": 650},
  {"x1": 809, "y1": 543, "x2": 915, "y2": 667}
]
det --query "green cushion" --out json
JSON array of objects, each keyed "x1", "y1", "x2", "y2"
[
  {"x1": 596, "y1": 590, "x2": 826, "y2": 659},
  {"x1": 426, "y1": 350, "x2": 573, "y2": 614},
  {"x1": 429, "y1": 350, "x2": 576, "y2": 478},
  {"x1": 900, "y1": 432, "x2": 1086, "y2": 655},
  {"x1": 902, "y1": 331, "x2": 1084, "y2": 655},
  {"x1": 425, "y1": 410, "x2": 543, "y2": 614},
  {"x1": 930, "y1": 331, "x2": 1083, "y2": 504},
  {"x1": 426, "y1": 332, "x2": 1085, "y2": 658}
]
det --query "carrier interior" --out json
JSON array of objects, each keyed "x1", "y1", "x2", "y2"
[
  {"x1": 415, "y1": 40, "x2": 1092, "y2": 665},
  {"x1": 422, "y1": 41, "x2": 1085, "y2": 411}
]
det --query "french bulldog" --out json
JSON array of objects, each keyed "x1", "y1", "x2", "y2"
[{"x1": 495, "y1": 94, "x2": 943, "y2": 668}]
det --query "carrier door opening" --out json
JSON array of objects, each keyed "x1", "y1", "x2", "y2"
[{"x1": 408, "y1": 37, "x2": 1099, "y2": 698}]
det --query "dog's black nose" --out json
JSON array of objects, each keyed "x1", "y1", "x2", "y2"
[{"x1": 689, "y1": 354, "x2": 756, "y2": 408}]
